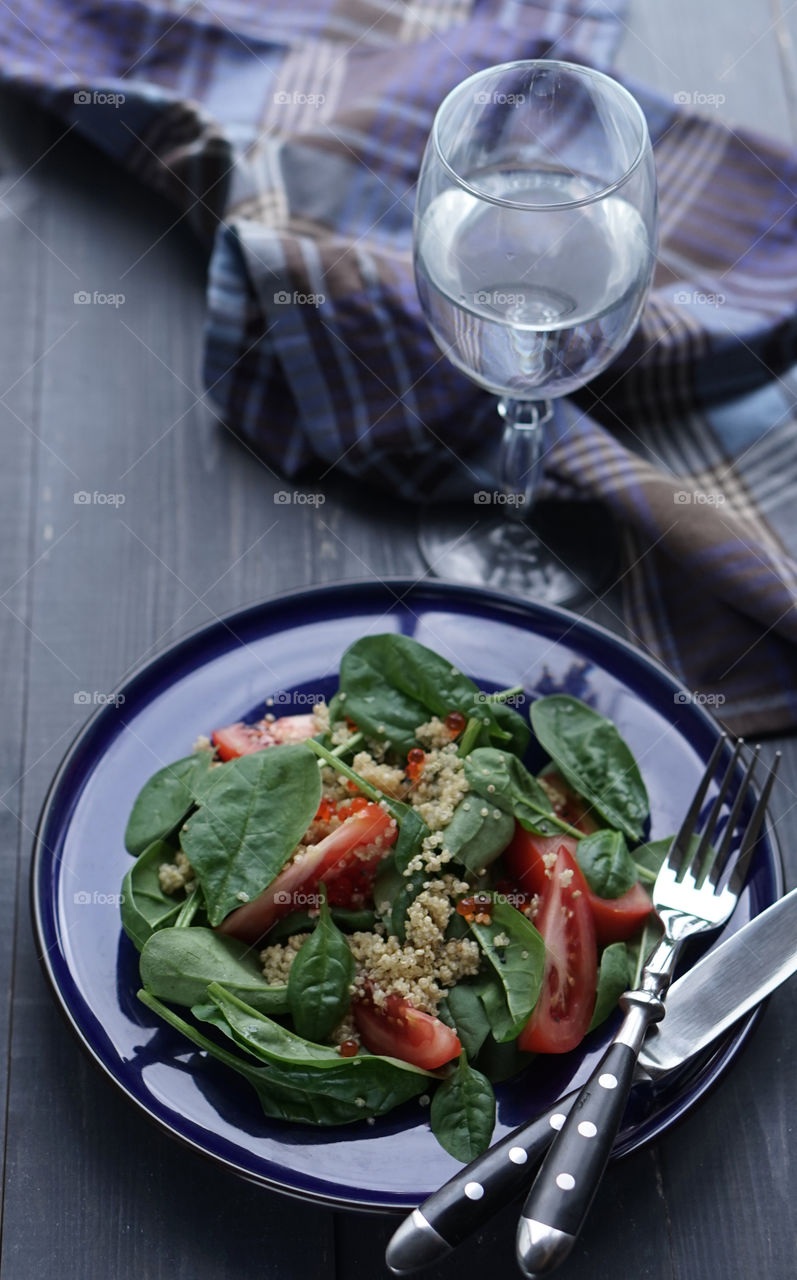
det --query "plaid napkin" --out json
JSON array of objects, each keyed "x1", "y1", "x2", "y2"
[{"x1": 3, "y1": 0, "x2": 797, "y2": 735}]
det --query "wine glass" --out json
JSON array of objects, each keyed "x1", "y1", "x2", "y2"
[{"x1": 413, "y1": 60, "x2": 657, "y2": 603}]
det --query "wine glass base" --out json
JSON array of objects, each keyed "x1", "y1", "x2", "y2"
[{"x1": 417, "y1": 500, "x2": 619, "y2": 607}]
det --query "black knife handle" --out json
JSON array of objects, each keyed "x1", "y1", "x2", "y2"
[
  {"x1": 515, "y1": 1040, "x2": 639, "y2": 1274},
  {"x1": 386, "y1": 1089, "x2": 580, "y2": 1274}
]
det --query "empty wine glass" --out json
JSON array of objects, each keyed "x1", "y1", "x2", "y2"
[{"x1": 413, "y1": 60, "x2": 657, "y2": 602}]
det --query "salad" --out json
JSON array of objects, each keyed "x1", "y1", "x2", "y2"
[{"x1": 122, "y1": 633, "x2": 670, "y2": 1162}]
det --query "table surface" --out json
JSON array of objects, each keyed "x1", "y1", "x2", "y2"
[{"x1": 2, "y1": 3, "x2": 797, "y2": 1277}]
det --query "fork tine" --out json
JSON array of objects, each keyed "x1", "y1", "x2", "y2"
[
  {"x1": 667, "y1": 733, "x2": 727, "y2": 875},
  {"x1": 683, "y1": 739, "x2": 743, "y2": 884},
  {"x1": 720, "y1": 752, "x2": 781, "y2": 897},
  {"x1": 707, "y1": 745, "x2": 760, "y2": 886}
]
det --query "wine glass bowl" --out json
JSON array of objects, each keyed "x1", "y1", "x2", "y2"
[{"x1": 413, "y1": 61, "x2": 657, "y2": 601}]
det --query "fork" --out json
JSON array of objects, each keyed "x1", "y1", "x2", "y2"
[{"x1": 516, "y1": 735, "x2": 773, "y2": 1276}]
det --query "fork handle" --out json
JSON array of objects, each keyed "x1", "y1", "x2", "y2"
[{"x1": 516, "y1": 992, "x2": 664, "y2": 1276}]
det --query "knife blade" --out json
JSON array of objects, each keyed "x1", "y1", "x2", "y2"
[{"x1": 386, "y1": 885, "x2": 797, "y2": 1275}]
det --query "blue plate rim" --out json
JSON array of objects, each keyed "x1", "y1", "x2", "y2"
[{"x1": 30, "y1": 577, "x2": 784, "y2": 1212}]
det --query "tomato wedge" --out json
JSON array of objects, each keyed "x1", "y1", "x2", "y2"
[
  {"x1": 218, "y1": 803, "x2": 397, "y2": 942},
  {"x1": 504, "y1": 827, "x2": 597, "y2": 1053},
  {"x1": 353, "y1": 992, "x2": 461, "y2": 1070},
  {"x1": 587, "y1": 881, "x2": 653, "y2": 946},
  {"x1": 213, "y1": 714, "x2": 317, "y2": 760},
  {"x1": 505, "y1": 824, "x2": 652, "y2": 946}
]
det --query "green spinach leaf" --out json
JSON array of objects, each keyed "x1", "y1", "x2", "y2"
[
  {"x1": 268, "y1": 906, "x2": 375, "y2": 941},
  {"x1": 473, "y1": 1032, "x2": 535, "y2": 1083},
  {"x1": 139, "y1": 989, "x2": 429, "y2": 1125},
  {"x1": 588, "y1": 942, "x2": 632, "y2": 1032},
  {"x1": 530, "y1": 696, "x2": 649, "y2": 841},
  {"x1": 181, "y1": 744, "x2": 321, "y2": 926},
  {"x1": 139, "y1": 926, "x2": 289, "y2": 1014},
  {"x1": 576, "y1": 829, "x2": 637, "y2": 899},
  {"x1": 121, "y1": 840, "x2": 183, "y2": 950},
  {"x1": 469, "y1": 900, "x2": 545, "y2": 1042},
  {"x1": 464, "y1": 749, "x2": 580, "y2": 838},
  {"x1": 430, "y1": 1053, "x2": 495, "y2": 1162},
  {"x1": 439, "y1": 982, "x2": 492, "y2": 1059},
  {"x1": 440, "y1": 796, "x2": 515, "y2": 873},
  {"x1": 124, "y1": 753, "x2": 213, "y2": 855},
  {"x1": 334, "y1": 634, "x2": 524, "y2": 755},
  {"x1": 287, "y1": 888, "x2": 355, "y2": 1040}
]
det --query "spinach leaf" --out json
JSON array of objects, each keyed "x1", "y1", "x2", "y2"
[
  {"x1": 287, "y1": 888, "x2": 355, "y2": 1040},
  {"x1": 473, "y1": 1032, "x2": 535, "y2": 1084},
  {"x1": 139, "y1": 989, "x2": 429, "y2": 1126},
  {"x1": 486, "y1": 696, "x2": 531, "y2": 758},
  {"x1": 469, "y1": 900, "x2": 545, "y2": 1042},
  {"x1": 393, "y1": 805, "x2": 430, "y2": 874},
  {"x1": 390, "y1": 873, "x2": 424, "y2": 943},
  {"x1": 334, "y1": 634, "x2": 523, "y2": 756},
  {"x1": 139, "y1": 927, "x2": 289, "y2": 1014},
  {"x1": 268, "y1": 906, "x2": 375, "y2": 942},
  {"x1": 439, "y1": 982, "x2": 492, "y2": 1059},
  {"x1": 121, "y1": 840, "x2": 183, "y2": 950},
  {"x1": 430, "y1": 1053, "x2": 495, "y2": 1162},
  {"x1": 181, "y1": 744, "x2": 321, "y2": 926},
  {"x1": 124, "y1": 753, "x2": 213, "y2": 856},
  {"x1": 530, "y1": 696, "x2": 649, "y2": 841},
  {"x1": 440, "y1": 796, "x2": 515, "y2": 873},
  {"x1": 588, "y1": 942, "x2": 632, "y2": 1032},
  {"x1": 464, "y1": 749, "x2": 579, "y2": 838},
  {"x1": 473, "y1": 971, "x2": 520, "y2": 1044},
  {"x1": 192, "y1": 985, "x2": 434, "y2": 1118},
  {"x1": 576, "y1": 829, "x2": 637, "y2": 899}
]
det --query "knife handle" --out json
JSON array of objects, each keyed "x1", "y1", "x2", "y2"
[
  {"x1": 386, "y1": 1089, "x2": 579, "y2": 1275},
  {"x1": 516, "y1": 993, "x2": 663, "y2": 1275}
]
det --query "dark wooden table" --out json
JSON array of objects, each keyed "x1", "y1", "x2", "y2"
[{"x1": 3, "y1": 4, "x2": 796, "y2": 1276}]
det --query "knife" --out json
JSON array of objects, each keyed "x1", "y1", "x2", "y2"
[{"x1": 386, "y1": 885, "x2": 797, "y2": 1275}]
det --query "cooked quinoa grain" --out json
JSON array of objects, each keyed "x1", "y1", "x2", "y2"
[{"x1": 158, "y1": 850, "x2": 195, "y2": 895}]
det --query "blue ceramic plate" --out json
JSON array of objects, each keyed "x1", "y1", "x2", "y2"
[{"x1": 31, "y1": 581, "x2": 782, "y2": 1211}]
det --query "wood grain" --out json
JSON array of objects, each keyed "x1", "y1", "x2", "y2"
[{"x1": 0, "y1": 2, "x2": 795, "y2": 1276}]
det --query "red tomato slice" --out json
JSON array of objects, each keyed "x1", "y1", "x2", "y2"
[
  {"x1": 213, "y1": 714, "x2": 317, "y2": 760},
  {"x1": 504, "y1": 827, "x2": 597, "y2": 1054},
  {"x1": 353, "y1": 992, "x2": 461, "y2": 1070},
  {"x1": 218, "y1": 804, "x2": 397, "y2": 942},
  {"x1": 588, "y1": 881, "x2": 653, "y2": 946},
  {"x1": 504, "y1": 824, "x2": 653, "y2": 946}
]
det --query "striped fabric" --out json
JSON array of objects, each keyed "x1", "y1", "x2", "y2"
[{"x1": 2, "y1": 1, "x2": 797, "y2": 733}]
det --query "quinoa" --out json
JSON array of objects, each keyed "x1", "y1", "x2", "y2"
[
  {"x1": 351, "y1": 751, "x2": 408, "y2": 800},
  {"x1": 415, "y1": 717, "x2": 454, "y2": 750},
  {"x1": 259, "y1": 933, "x2": 310, "y2": 985},
  {"x1": 407, "y1": 742, "x2": 468, "y2": 831},
  {"x1": 158, "y1": 850, "x2": 195, "y2": 896},
  {"x1": 348, "y1": 877, "x2": 479, "y2": 1014}
]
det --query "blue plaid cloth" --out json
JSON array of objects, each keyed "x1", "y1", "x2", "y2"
[{"x1": 3, "y1": 0, "x2": 797, "y2": 733}]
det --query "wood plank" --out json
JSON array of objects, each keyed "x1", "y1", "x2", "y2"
[{"x1": 1, "y1": 100, "x2": 339, "y2": 1280}]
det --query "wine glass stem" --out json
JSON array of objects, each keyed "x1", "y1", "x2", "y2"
[{"x1": 497, "y1": 398, "x2": 553, "y2": 522}]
